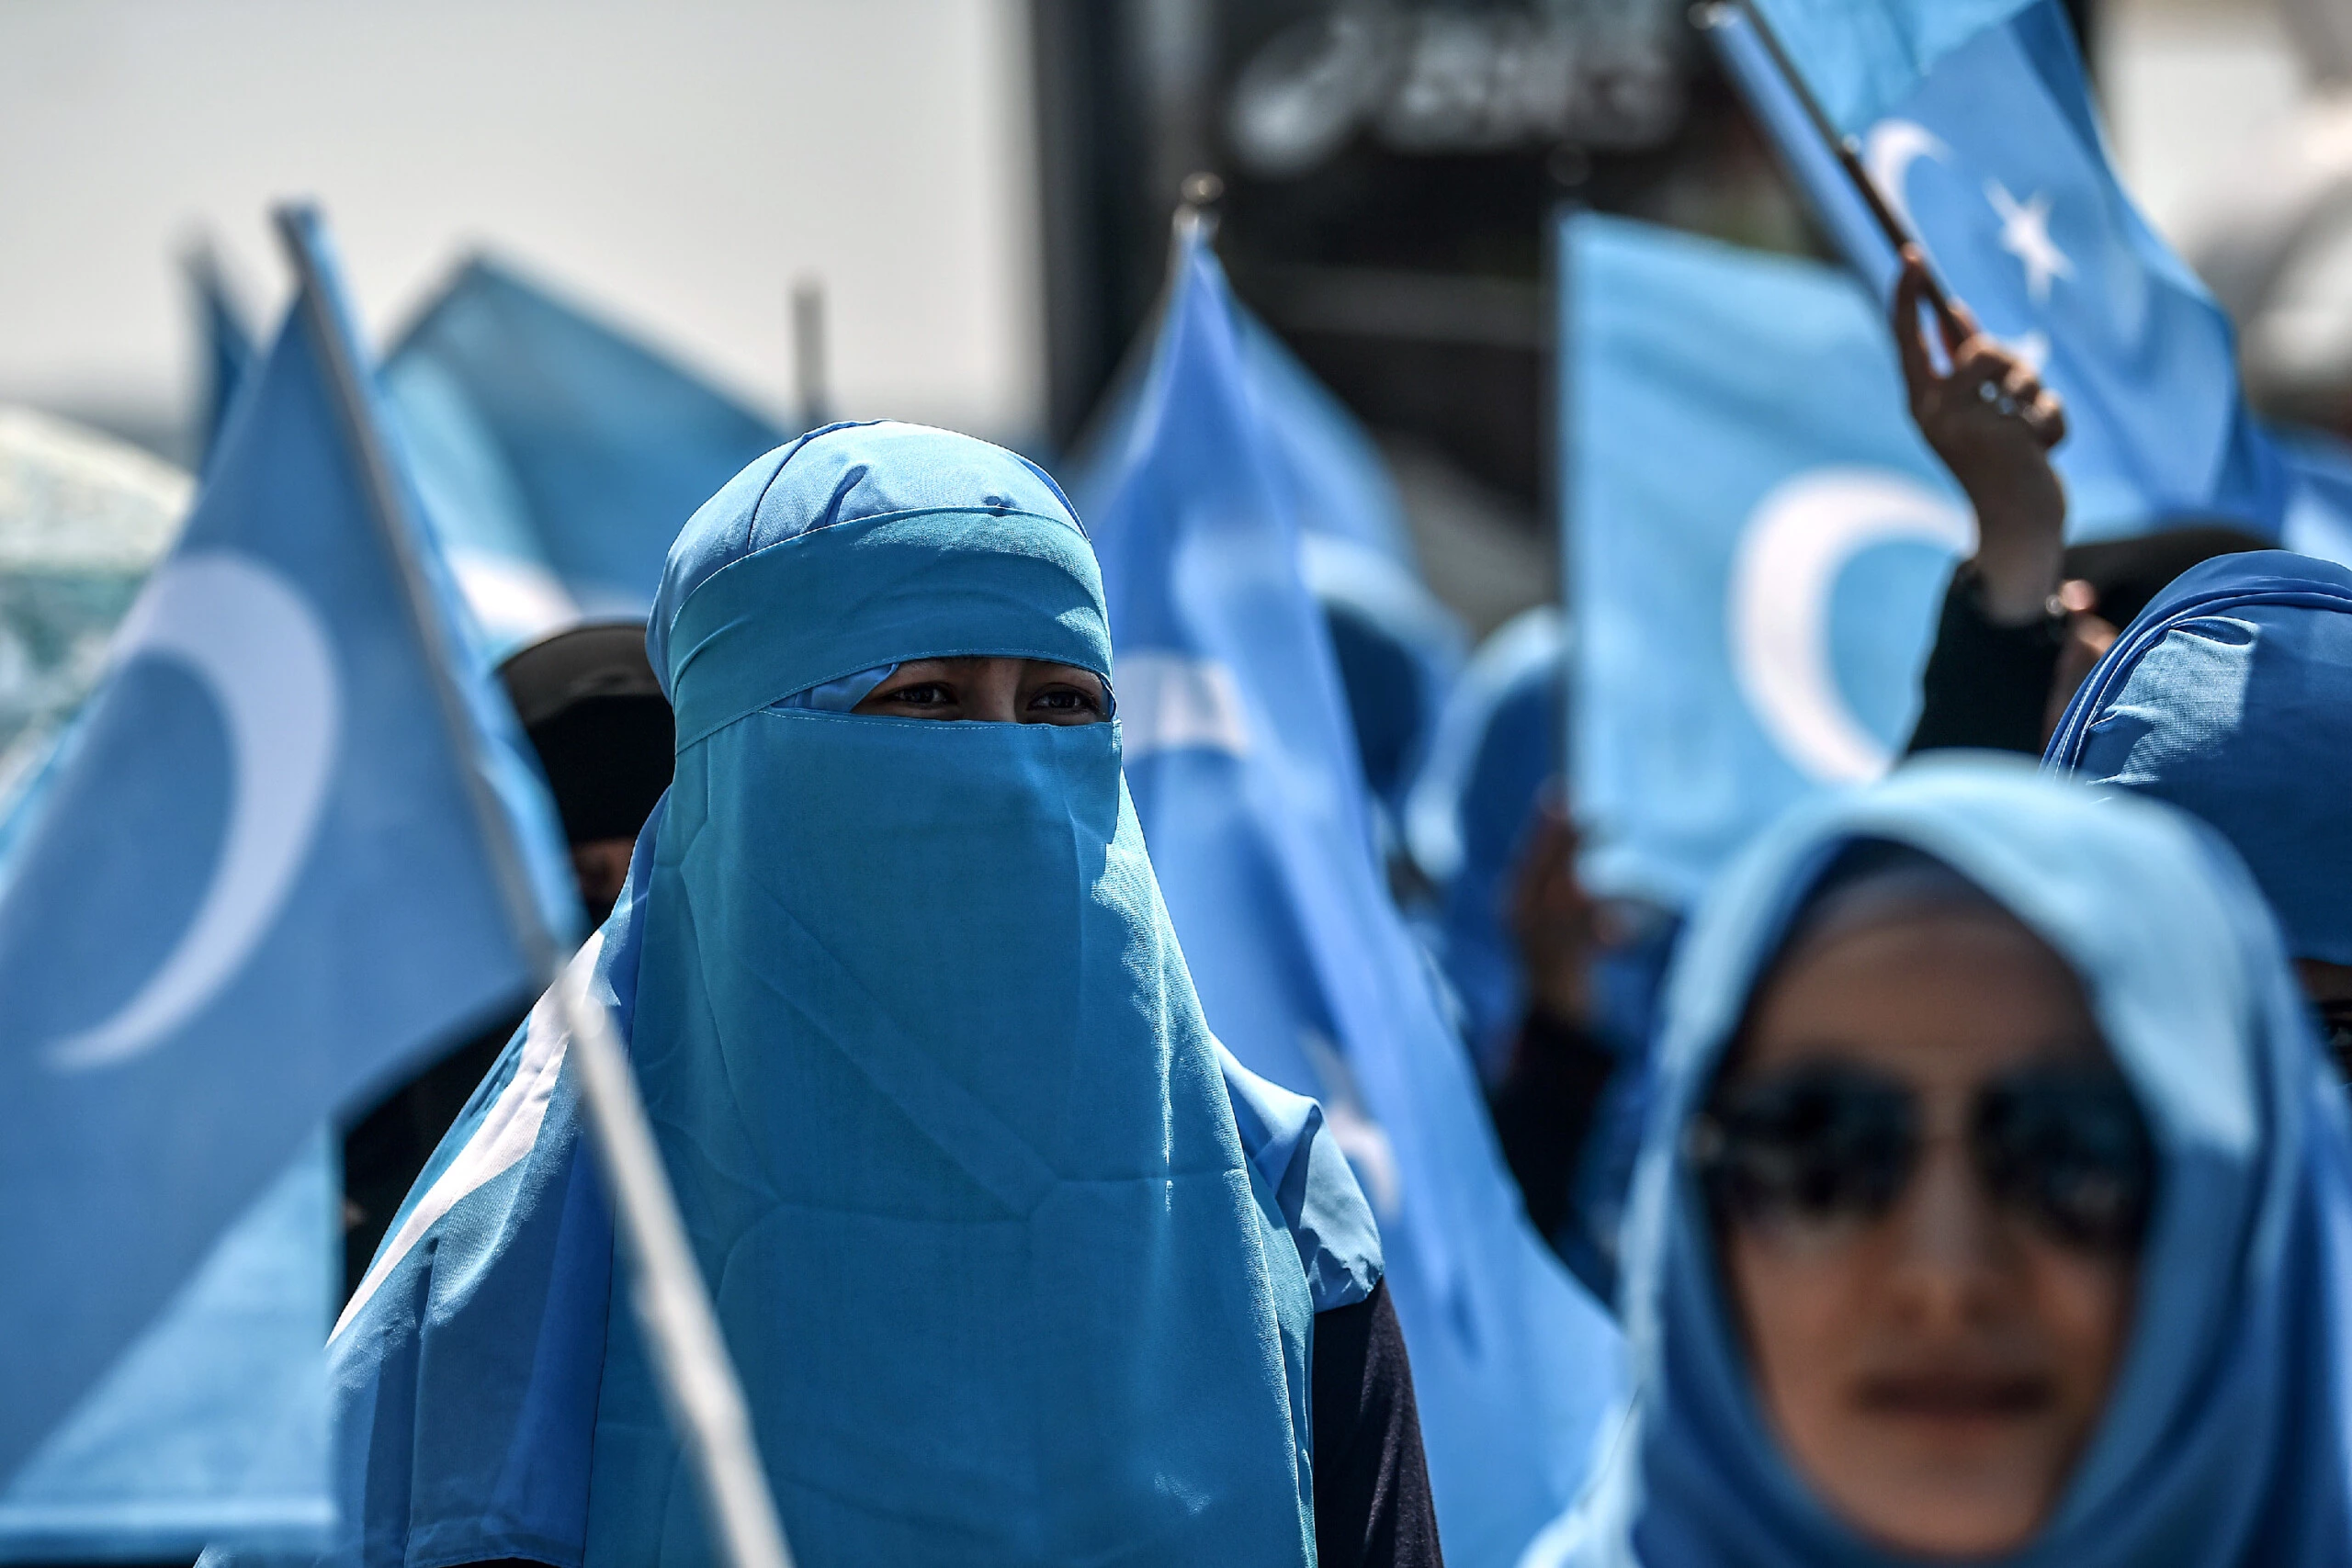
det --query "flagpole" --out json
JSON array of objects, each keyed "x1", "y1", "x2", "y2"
[
  {"x1": 273, "y1": 204, "x2": 796, "y2": 1568},
  {"x1": 1704, "y1": 0, "x2": 1954, "y2": 313},
  {"x1": 1547, "y1": 197, "x2": 1577, "y2": 799}
]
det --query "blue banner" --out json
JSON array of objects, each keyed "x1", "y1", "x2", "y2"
[
  {"x1": 1722, "y1": 0, "x2": 2283, "y2": 538},
  {"x1": 1747, "y1": 0, "x2": 2034, "y2": 135},
  {"x1": 188, "y1": 251, "x2": 256, "y2": 477},
  {"x1": 1088, "y1": 228, "x2": 1622, "y2": 1567},
  {"x1": 1072, "y1": 289, "x2": 1418, "y2": 566},
  {"x1": 1565, "y1": 213, "x2": 1966, "y2": 906},
  {"x1": 382, "y1": 258, "x2": 785, "y2": 657},
  {"x1": 0, "y1": 211, "x2": 575, "y2": 1542}
]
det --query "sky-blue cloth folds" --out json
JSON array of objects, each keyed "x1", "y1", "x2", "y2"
[
  {"x1": 601, "y1": 706, "x2": 1315, "y2": 1564},
  {"x1": 1524, "y1": 755, "x2": 2352, "y2": 1566},
  {"x1": 265, "y1": 422, "x2": 1378, "y2": 1568},
  {"x1": 2045, "y1": 549, "x2": 2352, "y2": 967}
]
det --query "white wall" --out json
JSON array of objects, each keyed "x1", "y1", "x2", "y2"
[
  {"x1": 0, "y1": 0, "x2": 1046, "y2": 446},
  {"x1": 2100, "y1": 0, "x2": 2308, "y2": 245}
]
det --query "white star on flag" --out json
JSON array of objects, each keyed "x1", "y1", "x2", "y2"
[{"x1": 1985, "y1": 180, "x2": 2072, "y2": 304}]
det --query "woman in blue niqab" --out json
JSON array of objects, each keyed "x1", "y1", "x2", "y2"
[
  {"x1": 1521, "y1": 756, "x2": 2352, "y2": 1567},
  {"x1": 298, "y1": 423, "x2": 1414, "y2": 1568},
  {"x1": 604, "y1": 419, "x2": 1318, "y2": 1561}
]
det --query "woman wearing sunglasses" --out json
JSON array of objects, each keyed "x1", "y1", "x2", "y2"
[{"x1": 1522, "y1": 756, "x2": 2352, "y2": 1566}]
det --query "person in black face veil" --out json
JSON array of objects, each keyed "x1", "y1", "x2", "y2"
[
  {"x1": 338, "y1": 620, "x2": 674, "y2": 1293},
  {"x1": 495, "y1": 621, "x2": 677, "y2": 925}
]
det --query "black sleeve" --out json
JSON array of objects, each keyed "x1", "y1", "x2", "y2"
[
  {"x1": 340, "y1": 1009, "x2": 525, "y2": 1296},
  {"x1": 1313, "y1": 1279, "x2": 1443, "y2": 1568},
  {"x1": 1486, "y1": 1009, "x2": 1618, "y2": 1246},
  {"x1": 1904, "y1": 564, "x2": 2067, "y2": 757}
]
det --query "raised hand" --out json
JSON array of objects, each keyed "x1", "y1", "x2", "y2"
[{"x1": 1893, "y1": 246, "x2": 2068, "y2": 624}]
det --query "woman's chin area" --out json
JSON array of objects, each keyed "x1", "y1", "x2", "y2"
[{"x1": 1806, "y1": 1360, "x2": 2072, "y2": 1558}]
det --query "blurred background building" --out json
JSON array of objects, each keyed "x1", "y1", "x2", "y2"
[{"x1": 0, "y1": 0, "x2": 2343, "y2": 635}]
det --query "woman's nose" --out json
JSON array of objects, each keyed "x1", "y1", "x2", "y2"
[
  {"x1": 1882, "y1": 1135, "x2": 2009, "y2": 1329},
  {"x1": 967, "y1": 658, "x2": 1027, "y2": 722}
]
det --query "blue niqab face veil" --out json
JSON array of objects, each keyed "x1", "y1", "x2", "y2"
[
  {"x1": 1526, "y1": 756, "x2": 2352, "y2": 1568},
  {"x1": 2045, "y1": 548, "x2": 2352, "y2": 967},
  {"x1": 574, "y1": 422, "x2": 1318, "y2": 1563}
]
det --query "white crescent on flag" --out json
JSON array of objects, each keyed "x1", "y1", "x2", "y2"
[
  {"x1": 1729, "y1": 468, "x2": 1973, "y2": 784},
  {"x1": 46, "y1": 551, "x2": 341, "y2": 1072}
]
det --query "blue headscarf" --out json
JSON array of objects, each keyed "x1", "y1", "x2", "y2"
[
  {"x1": 1298, "y1": 533, "x2": 1464, "y2": 829},
  {"x1": 264, "y1": 423, "x2": 1379, "y2": 1568},
  {"x1": 2045, "y1": 548, "x2": 2352, "y2": 966},
  {"x1": 1523, "y1": 755, "x2": 2352, "y2": 1567},
  {"x1": 1402, "y1": 607, "x2": 1569, "y2": 1074}
]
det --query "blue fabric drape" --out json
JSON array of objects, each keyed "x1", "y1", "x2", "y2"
[
  {"x1": 2045, "y1": 548, "x2": 2352, "y2": 967},
  {"x1": 1525, "y1": 755, "x2": 2352, "y2": 1566}
]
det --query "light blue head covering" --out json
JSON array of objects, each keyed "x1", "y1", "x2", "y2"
[
  {"x1": 2045, "y1": 549, "x2": 2352, "y2": 966},
  {"x1": 1298, "y1": 533, "x2": 1464, "y2": 826},
  {"x1": 1402, "y1": 607, "x2": 1568, "y2": 1074},
  {"x1": 1526, "y1": 755, "x2": 2352, "y2": 1567},
  {"x1": 256, "y1": 423, "x2": 1378, "y2": 1568}
]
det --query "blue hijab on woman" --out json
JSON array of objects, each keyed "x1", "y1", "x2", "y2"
[
  {"x1": 2045, "y1": 548, "x2": 2352, "y2": 968},
  {"x1": 265, "y1": 423, "x2": 1380, "y2": 1568},
  {"x1": 1522, "y1": 757, "x2": 2352, "y2": 1566}
]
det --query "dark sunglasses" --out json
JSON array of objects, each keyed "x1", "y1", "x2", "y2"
[{"x1": 1688, "y1": 1061, "x2": 2154, "y2": 1252}]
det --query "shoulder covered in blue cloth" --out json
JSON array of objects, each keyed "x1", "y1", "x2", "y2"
[{"x1": 1216, "y1": 1042, "x2": 1383, "y2": 1313}]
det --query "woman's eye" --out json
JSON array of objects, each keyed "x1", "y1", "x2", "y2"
[
  {"x1": 1031, "y1": 686, "x2": 1097, "y2": 713},
  {"x1": 884, "y1": 682, "x2": 951, "y2": 705}
]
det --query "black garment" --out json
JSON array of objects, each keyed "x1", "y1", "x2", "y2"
[
  {"x1": 1904, "y1": 530, "x2": 2271, "y2": 759},
  {"x1": 2064, "y1": 525, "x2": 2271, "y2": 630},
  {"x1": 1311, "y1": 1279, "x2": 1445, "y2": 1568},
  {"x1": 1486, "y1": 1007, "x2": 1620, "y2": 1249},
  {"x1": 498, "y1": 621, "x2": 674, "y2": 845},
  {"x1": 339, "y1": 1010, "x2": 522, "y2": 1296},
  {"x1": 1903, "y1": 565, "x2": 2065, "y2": 757}
]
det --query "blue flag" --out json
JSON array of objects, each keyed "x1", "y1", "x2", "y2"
[
  {"x1": 1072, "y1": 292, "x2": 1418, "y2": 566},
  {"x1": 1747, "y1": 0, "x2": 2034, "y2": 133},
  {"x1": 1723, "y1": 0, "x2": 2284, "y2": 537},
  {"x1": 0, "y1": 1136, "x2": 337, "y2": 1562},
  {"x1": 0, "y1": 209, "x2": 575, "y2": 1523},
  {"x1": 1566, "y1": 213, "x2": 1967, "y2": 906},
  {"x1": 1088, "y1": 230, "x2": 1623, "y2": 1567},
  {"x1": 381, "y1": 257, "x2": 785, "y2": 656},
  {"x1": 188, "y1": 250, "x2": 257, "y2": 477},
  {"x1": 1069, "y1": 288, "x2": 1455, "y2": 825}
]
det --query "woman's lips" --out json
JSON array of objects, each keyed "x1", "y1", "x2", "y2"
[{"x1": 1852, "y1": 1371, "x2": 2055, "y2": 1420}]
